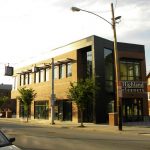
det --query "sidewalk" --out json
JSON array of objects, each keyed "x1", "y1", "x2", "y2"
[{"x1": 0, "y1": 118, "x2": 150, "y2": 136}]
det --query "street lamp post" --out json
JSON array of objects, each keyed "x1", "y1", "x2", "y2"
[{"x1": 71, "y1": 3, "x2": 122, "y2": 131}]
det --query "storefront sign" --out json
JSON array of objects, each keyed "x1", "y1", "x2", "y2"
[
  {"x1": 5, "y1": 66, "x2": 14, "y2": 76},
  {"x1": 122, "y1": 81, "x2": 145, "y2": 93}
]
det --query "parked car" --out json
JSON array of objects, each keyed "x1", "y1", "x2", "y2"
[{"x1": 0, "y1": 130, "x2": 21, "y2": 150}]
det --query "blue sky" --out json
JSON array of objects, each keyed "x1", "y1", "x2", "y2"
[{"x1": 0, "y1": 0, "x2": 150, "y2": 84}]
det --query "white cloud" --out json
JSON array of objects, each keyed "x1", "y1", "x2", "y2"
[{"x1": 0, "y1": 0, "x2": 150, "y2": 84}]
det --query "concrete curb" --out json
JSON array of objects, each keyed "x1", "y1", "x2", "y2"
[{"x1": 0, "y1": 118, "x2": 150, "y2": 136}]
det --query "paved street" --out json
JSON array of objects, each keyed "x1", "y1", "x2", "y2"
[{"x1": 0, "y1": 119, "x2": 150, "y2": 150}]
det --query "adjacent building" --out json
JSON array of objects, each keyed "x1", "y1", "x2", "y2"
[
  {"x1": 11, "y1": 35, "x2": 148, "y2": 123},
  {"x1": 0, "y1": 84, "x2": 15, "y2": 117},
  {"x1": 0, "y1": 84, "x2": 12, "y2": 98}
]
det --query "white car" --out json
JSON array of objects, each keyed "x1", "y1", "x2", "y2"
[{"x1": 0, "y1": 130, "x2": 21, "y2": 150}]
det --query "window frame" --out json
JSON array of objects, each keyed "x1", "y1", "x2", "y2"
[{"x1": 120, "y1": 60, "x2": 141, "y2": 81}]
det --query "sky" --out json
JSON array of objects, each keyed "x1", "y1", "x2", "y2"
[{"x1": 0, "y1": 0, "x2": 150, "y2": 84}]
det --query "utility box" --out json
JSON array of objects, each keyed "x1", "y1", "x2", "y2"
[{"x1": 109, "y1": 112, "x2": 118, "y2": 126}]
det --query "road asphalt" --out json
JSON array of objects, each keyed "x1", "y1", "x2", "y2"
[{"x1": 0, "y1": 118, "x2": 150, "y2": 136}]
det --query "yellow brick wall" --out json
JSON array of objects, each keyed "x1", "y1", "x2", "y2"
[{"x1": 11, "y1": 50, "x2": 78, "y2": 121}]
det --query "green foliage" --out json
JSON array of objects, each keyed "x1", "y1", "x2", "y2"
[
  {"x1": 0, "y1": 96, "x2": 9, "y2": 107},
  {"x1": 67, "y1": 78, "x2": 99, "y2": 127},
  {"x1": 17, "y1": 87, "x2": 36, "y2": 122},
  {"x1": 17, "y1": 87, "x2": 36, "y2": 106},
  {"x1": 68, "y1": 78, "x2": 97, "y2": 110}
]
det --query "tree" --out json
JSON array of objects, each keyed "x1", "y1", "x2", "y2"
[
  {"x1": 17, "y1": 87, "x2": 36, "y2": 122},
  {"x1": 67, "y1": 78, "x2": 98, "y2": 127},
  {"x1": 0, "y1": 96, "x2": 9, "y2": 108}
]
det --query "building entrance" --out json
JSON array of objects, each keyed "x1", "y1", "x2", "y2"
[
  {"x1": 55, "y1": 100, "x2": 72, "y2": 121},
  {"x1": 122, "y1": 98, "x2": 143, "y2": 122}
]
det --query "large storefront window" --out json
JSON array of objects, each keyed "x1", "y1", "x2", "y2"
[
  {"x1": 122, "y1": 98, "x2": 143, "y2": 122},
  {"x1": 55, "y1": 100, "x2": 72, "y2": 121},
  {"x1": 19, "y1": 102, "x2": 31, "y2": 118},
  {"x1": 34, "y1": 101, "x2": 49, "y2": 119},
  {"x1": 120, "y1": 61, "x2": 141, "y2": 81}
]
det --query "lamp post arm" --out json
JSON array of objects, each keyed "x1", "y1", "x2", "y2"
[{"x1": 79, "y1": 8, "x2": 112, "y2": 26}]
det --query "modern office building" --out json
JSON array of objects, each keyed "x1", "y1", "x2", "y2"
[{"x1": 11, "y1": 35, "x2": 148, "y2": 123}]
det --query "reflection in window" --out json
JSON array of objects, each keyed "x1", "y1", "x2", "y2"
[
  {"x1": 34, "y1": 101, "x2": 49, "y2": 119},
  {"x1": 40, "y1": 69, "x2": 44, "y2": 82},
  {"x1": 20, "y1": 74, "x2": 24, "y2": 86},
  {"x1": 87, "y1": 51, "x2": 92, "y2": 78},
  {"x1": 19, "y1": 102, "x2": 31, "y2": 118},
  {"x1": 104, "y1": 48, "x2": 114, "y2": 92},
  {"x1": 120, "y1": 61, "x2": 141, "y2": 81},
  {"x1": 54, "y1": 66, "x2": 58, "y2": 79},
  {"x1": 45, "y1": 68, "x2": 49, "y2": 81},
  {"x1": 66, "y1": 63, "x2": 72, "y2": 77},
  {"x1": 25, "y1": 73, "x2": 29, "y2": 85},
  {"x1": 36, "y1": 72, "x2": 39, "y2": 83},
  {"x1": 29, "y1": 73, "x2": 32, "y2": 84},
  {"x1": 59, "y1": 64, "x2": 65, "y2": 79},
  {"x1": 13, "y1": 76, "x2": 18, "y2": 90}
]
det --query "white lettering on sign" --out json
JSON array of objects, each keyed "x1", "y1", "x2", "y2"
[{"x1": 122, "y1": 81, "x2": 145, "y2": 93}]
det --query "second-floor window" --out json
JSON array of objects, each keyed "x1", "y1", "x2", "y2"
[
  {"x1": 59, "y1": 64, "x2": 65, "y2": 79},
  {"x1": 40, "y1": 69, "x2": 44, "y2": 82},
  {"x1": 36, "y1": 72, "x2": 40, "y2": 83},
  {"x1": 54, "y1": 66, "x2": 58, "y2": 79},
  {"x1": 25, "y1": 73, "x2": 29, "y2": 85},
  {"x1": 29, "y1": 73, "x2": 32, "y2": 84},
  {"x1": 66, "y1": 63, "x2": 72, "y2": 77},
  {"x1": 20, "y1": 74, "x2": 24, "y2": 86},
  {"x1": 45, "y1": 68, "x2": 50, "y2": 81},
  {"x1": 120, "y1": 60, "x2": 141, "y2": 81}
]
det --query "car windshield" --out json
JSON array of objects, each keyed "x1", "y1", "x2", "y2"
[{"x1": 0, "y1": 131, "x2": 10, "y2": 147}]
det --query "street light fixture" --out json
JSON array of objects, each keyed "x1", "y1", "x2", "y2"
[{"x1": 71, "y1": 3, "x2": 122, "y2": 131}]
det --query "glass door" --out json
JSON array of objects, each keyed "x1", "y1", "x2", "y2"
[{"x1": 123, "y1": 98, "x2": 143, "y2": 122}]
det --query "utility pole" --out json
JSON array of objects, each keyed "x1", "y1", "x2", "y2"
[
  {"x1": 51, "y1": 58, "x2": 55, "y2": 124},
  {"x1": 111, "y1": 3, "x2": 122, "y2": 131}
]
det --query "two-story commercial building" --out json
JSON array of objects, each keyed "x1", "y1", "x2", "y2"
[{"x1": 11, "y1": 35, "x2": 149, "y2": 123}]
